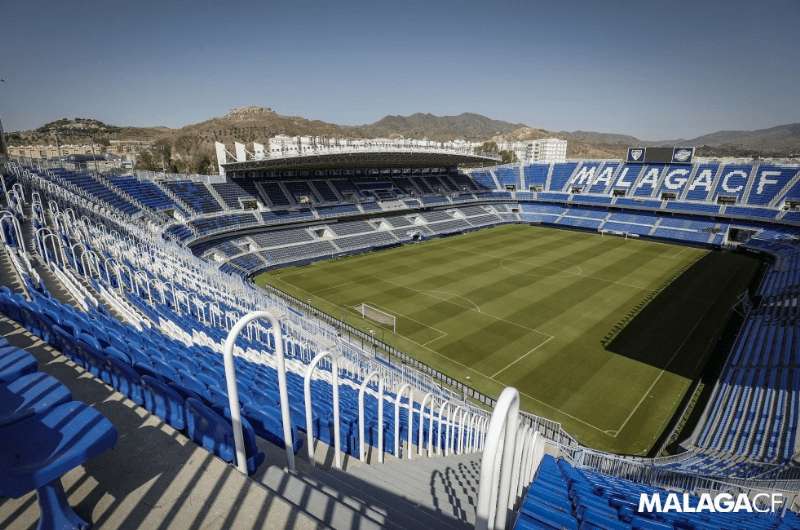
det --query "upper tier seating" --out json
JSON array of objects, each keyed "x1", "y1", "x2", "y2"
[
  {"x1": 549, "y1": 163, "x2": 580, "y2": 192},
  {"x1": 470, "y1": 170, "x2": 495, "y2": 190},
  {"x1": 311, "y1": 180, "x2": 339, "y2": 202},
  {"x1": 392, "y1": 177, "x2": 420, "y2": 195},
  {"x1": 54, "y1": 170, "x2": 140, "y2": 216},
  {"x1": 523, "y1": 164, "x2": 549, "y2": 190},
  {"x1": 285, "y1": 181, "x2": 319, "y2": 204},
  {"x1": 189, "y1": 213, "x2": 258, "y2": 236},
  {"x1": 495, "y1": 166, "x2": 520, "y2": 189},
  {"x1": 212, "y1": 181, "x2": 258, "y2": 209},
  {"x1": 259, "y1": 182, "x2": 291, "y2": 206},
  {"x1": 332, "y1": 179, "x2": 362, "y2": 199},
  {"x1": 163, "y1": 180, "x2": 223, "y2": 214},
  {"x1": 111, "y1": 175, "x2": 185, "y2": 214}
]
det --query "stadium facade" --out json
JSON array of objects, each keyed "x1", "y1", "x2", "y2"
[{"x1": 1, "y1": 147, "x2": 800, "y2": 529}]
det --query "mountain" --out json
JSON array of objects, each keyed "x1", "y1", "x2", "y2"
[
  {"x1": 680, "y1": 123, "x2": 800, "y2": 155},
  {"x1": 348, "y1": 112, "x2": 527, "y2": 141},
  {"x1": 492, "y1": 123, "x2": 800, "y2": 159},
  {"x1": 488, "y1": 127, "x2": 640, "y2": 159},
  {"x1": 5, "y1": 117, "x2": 168, "y2": 145},
  {"x1": 7, "y1": 108, "x2": 799, "y2": 173}
]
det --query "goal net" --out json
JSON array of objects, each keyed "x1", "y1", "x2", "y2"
[{"x1": 357, "y1": 303, "x2": 397, "y2": 333}]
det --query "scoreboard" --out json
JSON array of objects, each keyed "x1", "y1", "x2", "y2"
[{"x1": 626, "y1": 146, "x2": 695, "y2": 164}]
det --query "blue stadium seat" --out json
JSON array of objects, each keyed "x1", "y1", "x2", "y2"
[
  {"x1": 0, "y1": 400, "x2": 117, "y2": 530},
  {"x1": 0, "y1": 347, "x2": 38, "y2": 382},
  {"x1": 141, "y1": 375, "x2": 187, "y2": 430},
  {"x1": 0, "y1": 371, "x2": 72, "y2": 426},
  {"x1": 185, "y1": 397, "x2": 265, "y2": 475}
]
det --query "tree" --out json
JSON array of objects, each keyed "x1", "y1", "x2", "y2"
[
  {"x1": 134, "y1": 149, "x2": 159, "y2": 171},
  {"x1": 153, "y1": 139, "x2": 172, "y2": 170},
  {"x1": 477, "y1": 141, "x2": 499, "y2": 155},
  {"x1": 192, "y1": 152, "x2": 214, "y2": 174},
  {"x1": 499, "y1": 150, "x2": 516, "y2": 164}
]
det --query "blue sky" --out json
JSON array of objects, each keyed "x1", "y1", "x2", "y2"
[{"x1": 1, "y1": 0, "x2": 798, "y2": 139}]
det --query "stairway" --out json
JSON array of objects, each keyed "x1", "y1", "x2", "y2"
[
  {"x1": 3, "y1": 193, "x2": 486, "y2": 530},
  {"x1": 19, "y1": 209, "x2": 80, "y2": 307},
  {"x1": 341, "y1": 452, "x2": 480, "y2": 528},
  {"x1": 245, "y1": 424, "x2": 480, "y2": 530},
  {"x1": 0, "y1": 245, "x2": 26, "y2": 295}
]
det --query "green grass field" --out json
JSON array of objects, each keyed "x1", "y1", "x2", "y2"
[{"x1": 254, "y1": 224, "x2": 760, "y2": 455}]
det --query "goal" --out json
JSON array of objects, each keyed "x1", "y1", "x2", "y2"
[{"x1": 356, "y1": 303, "x2": 397, "y2": 333}]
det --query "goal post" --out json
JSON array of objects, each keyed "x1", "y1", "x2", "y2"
[{"x1": 357, "y1": 303, "x2": 397, "y2": 333}]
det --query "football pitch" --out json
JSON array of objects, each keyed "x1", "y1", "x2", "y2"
[{"x1": 253, "y1": 224, "x2": 761, "y2": 455}]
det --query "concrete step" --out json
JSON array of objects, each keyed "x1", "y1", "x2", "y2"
[
  {"x1": 306, "y1": 462, "x2": 471, "y2": 529},
  {"x1": 0, "y1": 245, "x2": 26, "y2": 295},
  {"x1": 0, "y1": 315, "x2": 321, "y2": 530},
  {"x1": 251, "y1": 433, "x2": 468, "y2": 529},
  {"x1": 256, "y1": 465, "x2": 388, "y2": 530},
  {"x1": 20, "y1": 213, "x2": 80, "y2": 307},
  {"x1": 346, "y1": 452, "x2": 482, "y2": 526}
]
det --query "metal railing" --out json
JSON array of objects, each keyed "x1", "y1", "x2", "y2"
[{"x1": 476, "y1": 387, "x2": 546, "y2": 530}]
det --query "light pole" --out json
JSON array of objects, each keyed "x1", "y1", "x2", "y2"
[
  {"x1": 0, "y1": 77, "x2": 7, "y2": 162},
  {"x1": 90, "y1": 135, "x2": 100, "y2": 174}
]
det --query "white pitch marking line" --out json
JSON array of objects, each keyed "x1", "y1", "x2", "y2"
[
  {"x1": 377, "y1": 276, "x2": 551, "y2": 340},
  {"x1": 610, "y1": 297, "x2": 711, "y2": 435},
  {"x1": 266, "y1": 241, "x2": 666, "y2": 437},
  {"x1": 269, "y1": 277, "x2": 616, "y2": 435},
  {"x1": 491, "y1": 336, "x2": 555, "y2": 379},
  {"x1": 356, "y1": 300, "x2": 449, "y2": 342}
]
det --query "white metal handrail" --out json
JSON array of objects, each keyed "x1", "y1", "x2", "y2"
[
  {"x1": 418, "y1": 392, "x2": 434, "y2": 458},
  {"x1": 223, "y1": 310, "x2": 295, "y2": 473},
  {"x1": 393, "y1": 383, "x2": 413, "y2": 459},
  {"x1": 304, "y1": 350, "x2": 341, "y2": 469},
  {"x1": 358, "y1": 370, "x2": 384, "y2": 463},
  {"x1": 476, "y1": 387, "x2": 520, "y2": 530},
  {"x1": 0, "y1": 213, "x2": 26, "y2": 254},
  {"x1": 476, "y1": 389, "x2": 546, "y2": 530}
]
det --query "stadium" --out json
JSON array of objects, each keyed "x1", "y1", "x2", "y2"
[
  {"x1": 1, "y1": 134, "x2": 800, "y2": 530},
  {"x1": 3, "y1": 0, "x2": 800, "y2": 526}
]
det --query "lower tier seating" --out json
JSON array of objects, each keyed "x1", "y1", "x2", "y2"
[
  {"x1": 0, "y1": 335, "x2": 117, "y2": 530},
  {"x1": 514, "y1": 455, "x2": 797, "y2": 530}
]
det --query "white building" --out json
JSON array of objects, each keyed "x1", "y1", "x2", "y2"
[
  {"x1": 265, "y1": 135, "x2": 482, "y2": 157},
  {"x1": 494, "y1": 138, "x2": 567, "y2": 163},
  {"x1": 526, "y1": 138, "x2": 567, "y2": 163}
]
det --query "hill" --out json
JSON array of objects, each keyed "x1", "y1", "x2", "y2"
[
  {"x1": 7, "y1": 108, "x2": 800, "y2": 173},
  {"x1": 680, "y1": 123, "x2": 800, "y2": 156},
  {"x1": 5, "y1": 117, "x2": 168, "y2": 146},
  {"x1": 348, "y1": 112, "x2": 526, "y2": 141}
]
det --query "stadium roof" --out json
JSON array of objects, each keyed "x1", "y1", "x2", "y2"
[{"x1": 222, "y1": 150, "x2": 500, "y2": 172}]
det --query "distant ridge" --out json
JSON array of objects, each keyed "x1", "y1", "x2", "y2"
[{"x1": 6, "y1": 108, "x2": 799, "y2": 172}]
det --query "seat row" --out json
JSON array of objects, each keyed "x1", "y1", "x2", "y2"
[
  {"x1": 514, "y1": 455, "x2": 796, "y2": 530},
  {"x1": 0, "y1": 332, "x2": 117, "y2": 529}
]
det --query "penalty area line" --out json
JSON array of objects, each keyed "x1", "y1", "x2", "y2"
[{"x1": 490, "y1": 335, "x2": 554, "y2": 378}]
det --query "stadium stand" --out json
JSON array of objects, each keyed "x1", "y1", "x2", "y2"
[
  {"x1": 163, "y1": 180, "x2": 224, "y2": 213},
  {"x1": 211, "y1": 181, "x2": 259, "y2": 209},
  {"x1": 110, "y1": 175, "x2": 187, "y2": 215},
  {"x1": 4, "y1": 157, "x2": 800, "y2": 529},
  {"x1": 258, "y1": 181, "x2": 292, "y2": 206},
  {"x1": 514, "y1": 455, "x2": 797, "y2": 530}
]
